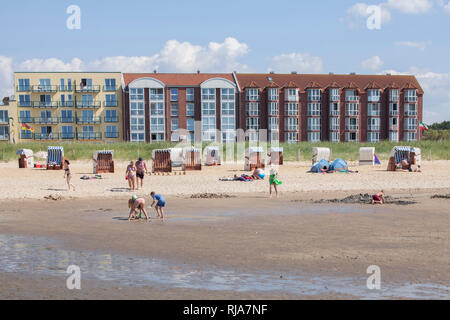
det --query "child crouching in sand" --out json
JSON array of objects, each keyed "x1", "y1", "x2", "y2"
[
  {"x1": 150, "y1": 191, "x2": 165, "y2": 220},
  {"x1": 128, "y1": 195, "x2": 149, "y2": 221},
  {"x1": 371, "y1": 191, "x2": 385, "y2": 204}
]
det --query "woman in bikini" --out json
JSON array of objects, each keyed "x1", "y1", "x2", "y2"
[
  {"x1": 63, "y1": 159, "x2": 75, "y2": 191},
  {"x1": 127, "y1": 195, "x2": 149, "y2": 221},
  {"x1": 126, "y1": 161, "x2": 137, "y2": 191}
]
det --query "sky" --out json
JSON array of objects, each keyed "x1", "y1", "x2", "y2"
[{"x1": 0, "y1": 0, "x2": 449, "y2": 123}]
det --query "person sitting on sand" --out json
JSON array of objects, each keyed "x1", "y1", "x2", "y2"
[
  {"x1": 63, "y1": 159, "x2": 75, "y2": 191},
  {"x1": 128, "y1": 195, "x2": 149, "y2": 221},
  {"x1": 252, "y1": 166, "x2": 265, "y2": 180},
  {"x1": 371, "y1": 191, "x2": 386, "y2": 204},
  {"x1": 396, "y1": 159, "x2": 410, "y2": 171},
  {"x1": 126, "y1": 161, "x2": 137, "y2": 191},
  {"x1": 150, "y1": 191, "x2": 165, "y2": 220}
]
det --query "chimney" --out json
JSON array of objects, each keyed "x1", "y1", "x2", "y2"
[
  {"x1": 291, "y1": 71, "x2": 297, "y2": 74},
  {"x1": 197, "y1": 70, "x2": 200, "y2": 74},
  {"x1": 153, "y1": 69, "x2": 157, "y2": 74},
  {"x1": 350, "y1": 72, "x2": 356, "y2": 75},
  {"x1": 329, "y1": 72, "x2": 334, "y2": 75},
  {"x1": 269, "y1": 71, "x2": 275, "y2": 74}
]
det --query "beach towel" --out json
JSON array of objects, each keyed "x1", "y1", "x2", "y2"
[{"x1": 269, "y1": 174, "x2": 282, "y2": 186}]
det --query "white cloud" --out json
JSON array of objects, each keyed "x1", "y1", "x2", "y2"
[
  {"x1": 269, "y1": 53, "x2": 323, "y2": 73},
  {"x1": 0, "y1": 56, "x2": 13, "y2": 99},
  {"x1": 361, "y1": 56, "x2": 384, "y2": 71},
  {"x1": 385, "y1": 0, "x2": 432, "y2": 14},
  {"x1": 444, "y1": 1, "x2": 450, "y2": 15},
  {"x1": 395, "y1": 41, "x2": 430, "y2": 51}
]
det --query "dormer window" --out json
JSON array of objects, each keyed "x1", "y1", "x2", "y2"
[
  {"x1": 246, "y1": 89, "x2": 259, "y2": 101},
  {"x1": 286, "y1": 88, "x2": 299, "y2": 101},
  {"x1": 307, "y1": 89, "x2": 321, "y2": 101},
  {"x1": 367, "y1": 89, "x2": 380, "y2": 102},
  {"x1": 405, "y1": 89, "x2": 417, "y2": 102}
]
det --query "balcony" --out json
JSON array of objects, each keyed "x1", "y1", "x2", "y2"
[
  {"x1": 59, "y1": 85, "x2": 73, "y2": 92},
  {"x1": 16, "y1": 86, "x2": 31, "y2": 92},
  {"x1": 104, "y1": 117, "x2": 119, "y2": 123},
  {"x1": 0, "y1": 134, "x2": 9, "y2": 141},
  {"x1": 368, "y1": 111, "x2": 381, "y2": 117},
  {"x1": 32, "y1": 101, "x2": 58, "y2": 108},
  {"x1": 75, "y1": 101, "x2": 101, "y2": 109},
  {"x1": 389, "y1": 110, "x2": 399, "y2": 116},
  {"x1": 32, "y1": 85, "x2": 58, "y2": 93},
  {"x1": 104, "y1": 100, "x2": 118, "y2": 107},
  {"x1": 76, "y1": 117, "x2": 101, "y2": 124},
  {"x1": 307, "y1": 111, "x2": 321, "y2": 116},
  {"x1": 330, "y1": 110, "x2": 340, "y2": 116},
  {"x1": 405, "y1": 96, "x2": 417, "y2": 102},
  {"x1": 60, "y1": 101, "x2": 74, "y2": 108},
  {"x1": 368, "y1": 125, "x2": 381, "y2": 131},
  {"x1": 61, "y1": 132, "x2": 75, "y2": 140},
  {"x1": 105, "y1": 131, "x2": 119, "y2": 138},
  {"x1": 330, "y1": 125, "x2": 340, "y2": 131},
  {"x1": 34, "y1": 133, "x2": 60, "y2": 140},
  {"x1": 330, "y1": 96, "x2": 340, "y2": 102},
  {"x1": 345, "y1": 96, "x2": 359, "y2": 102},
  {"x1": 367, "y1": 96, "x2": 380, "y2": 102},
  {"x1": 75, "y1": 85, "x2": 101, "y2": 93},
  {"x1": 285, "y1": 126, "x2": 299, "y2": 131},
  {"x1": 103, "y1": 85, "x2": 117, "y2": 92},
  {"x1": 346, "y1": 110, "x2": 359, "y2": 117},
  {"x1": 19, "y1": 117, "x2": 32, "y2": 123},
  {"x1": 18, "y1": 101, "x2": 32, "y2": 107},
  {"x1": 77, "y1": 132, "x2": 102, "y2": 140},
  {"x1": 389, "y1": 125, "x2": 398, "y2": 131},
  {"x1": 308, "y1": 126, "x2": 320, "y2": 131},
  {"x1": 60, "y1": 117, "x2": 74, "y2": 123},
  {"x1": 405, "y1": 110, "x2": 417, "y2": 117},
  {"x1": 390, "y1": 96, "x2": 399, "y2": 102},
  {"x1": 33, "y1": 117, "x2": 59, "y2": 124},
  {"x1": 345, "y1": 124, "x2": 359, "y2": 131},
  {"x1": 20, "y1": 132, "x2": 33, "y2": 139}
]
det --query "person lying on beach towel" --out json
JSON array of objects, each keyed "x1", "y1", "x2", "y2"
[
  {"x1": 219, "y1": 174, "x2": 254, "y2": 182},
  {"x1": 371, "y1": 191, "x2": 385, "y2": 205},
  {"x1": 128, "y1": 195, "x2": 149, "y2": 221}
]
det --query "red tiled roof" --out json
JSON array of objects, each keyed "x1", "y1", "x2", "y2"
[
  {"x1": 282, "y1": 80, "x2": 299, "y2": 88},
  {"x1": 326, "y1": 81, "x2": 341, "y2": 88},
  {"x1": 266, "y1": 81, "x2": 280, "y2": 88},
  {"x1": 401, "y1": 82, "x2": 418, "y2": 90},
  {"x1": 235, "y1": 73, "x2": 423, "y2": 94},
  {"x1": 243, "y1": 81, "x2": 260, "y2": 88},
  {"x1": 365, "y1": 81, "x2": 381, "y2": 89},
  {"x1": 386, "y1": 82, "x2": 400, "y2": 89},
  {"x1": 123, "y1": 73, "x2": 235, "y2": 87},
  {"x1": 304, "y1": 81, "x2": 322, "y2": 89}
]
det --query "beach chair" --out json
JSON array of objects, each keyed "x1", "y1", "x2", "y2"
[
  {"x1": 204, "y1": 146, "x2": 221, "y2": 166},
  {"x1": 312, "y1": 147, "x2": 331, "y2": 165},
  {"x1": 183, "y1": 147, "x2": 202, "y2": 171},
  {"x1": 359, "y1": 147, "x2": 375, "y2": 165},
  {"x1": 47, "y1": 146, "x2": 65, "y2": 170},
  {"x1": 93, "y1": 150, "x2": 114, "y2": 174},
  {"x1": 16, "y1": 149, "x2": 34, "y2": 169},
  {"x1": 268, "y1": 147, "x2": 283, "y2": 165},
  {"x1": 387, "y1": 146, "x2": 417, "y2": 171},
  {"x1": 244, "y1": 147, "x2": 265, "y2": 171},
  {"x1": 152, "y1": 149, "x2": 172, "y2": 173}
]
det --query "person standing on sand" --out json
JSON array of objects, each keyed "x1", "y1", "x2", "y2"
[
  {"x1": 126, "y1": 161, "x2": 137, "y2": 191},
  {"x1": 150, "y1": 191, "x2": 165, "y2": 220},
  {"x1": 128, "y1": 195, "x2": 149, "y2": 221},
  {"x1": 269, "y1": 165, "x2": 281, "y2": 198},
  {"x1": 371, "y1": 191, "x2": 385, "y2": 204},
  {"x1": 63, "y1": 159, "x2": 75, "y2": 191},
  {"x1": 135, "y1": 157, "x2": 148, "y2": 190}
]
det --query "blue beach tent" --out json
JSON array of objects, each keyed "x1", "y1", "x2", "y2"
[
  {"x1": 329, "y1": 158, "x2": 349, "y2": 172},
  {"x1": 310, "y1": 159, "x2": 330, "y2": 173}
]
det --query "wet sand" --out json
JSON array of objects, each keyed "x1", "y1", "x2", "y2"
[{"x1": 0, "y1": 191, "x2": 449, "y2": 299}]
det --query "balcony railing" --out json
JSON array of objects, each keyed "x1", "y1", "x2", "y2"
[
  {"x1": 389, "y1": 110, "x2": 399, "y2": 116},
  {"x1": 19, "y1": 118, "x2": 32, "y2": 123},
  {"x1": 390, "y1": 96, "x2": 399, "y2": 102},
  {"x1": 32, "y1": 85, "x2": 58, "y2": 93},
  {"x1": 18, "y1": 101, "x2": 32, "y2": 107},
  {"x1": 16, "y1": 86, "x2": 31, "y2": 92},
  {"x1": 104, "y1": 100, "x2": 118, "y2": 107},
  {"x1": 61, "y1": 132, "x2": 75, "y2": 139},
  {"x1": 77, "y1": 132, "x2": 102, "y2": 140},
  {"x1": 59, "y1": 101, "x2": 74, "y2": 107},
  {"x1": 345, "y1": 124, "x2": 359, "y2": 131},
  {"x1": 104, "y1": 117, "x2": 119, "y2": 123},
  {"x1": 404, "y1": 125, "x2": 417, "y2": 131},
  {"x1": 330, "y1": 110, "x2": 340, "y2": 116},
  {"x1": 330, "y1": 96, "x2": 340, "y2": 101},
  {"x1": 405, "y1": 111, "x2": 417, "y2": 116},
  {"x1": 105, "y1": 131, "x2": 119, "y2": 138},
  {"x1": 330, "y1": 125, "x2": 340, "y2": 131},
  {"x1": 75, "y1": 85, "x2": 101, "y2": 93},
  {"x1": 60, "y1": 117, "x2": 74, "y2": 123},
  {"x1": 59, "y1": 85, "x2": 73, "y2": 92},
  {"x1": 307, "y1": 111, "x2": 321, "y2": 116},
  {"x1": 20, "y1": 132, "x2": 33, "y2": 139},
  {"x1": 345, "y1": 96, "x2": 359, "y2": 102},
  {"x1": 368, "y1": 125, "x2": 381, "y2": 131},
  {"x1": 367, "y1": 96, "x2": 380, "y2": 102},
  {"x1": 346, "y1": 110, "x2": 359, "y2": 116},
  {"x1": 368, "y1": 111, "x2": 381, "y2": 117},
  {"x1": 75, "y1": 101, "x2": 101, "y2": 109},
  {"x1": 76, "y1": 117, "x2": 101, "y2": 124},
  {"x1": 308, "y1": 126, "x2": 321, "y2": 131},
  {"x1": 285, "y1": 126, "x2": 299, "y2": 131},
  {"x1": 285, "y1": 111, "x2": 299, "y2": 117},
  {"x1": 34, "y1": 133, "x2": 60, "y2": 140},
  {"x1": 103, "y1": 85, "x2": 117, "y2": 92},
  {"x1": 0, "y1": 134, "x2": 9, "y2": 140},
  {"x1": 405, "y1": 96, "x2": 417, "y2": 102},
  {"x1": 32, "y1": 101, "x2": 58, "y2": 108},
  {"x1": 389, "y1": 125, "x2": 398, "y2": 131},
  {"x1": 0, "y1": 118, "x2": 8, "y2": 125},
  {"x1": 33, "y1": 117, "x2": 59, "y2": 124}
]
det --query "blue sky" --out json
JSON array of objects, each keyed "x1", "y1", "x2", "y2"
[{"x1": 0, "y1": 0, "x2": 449, "y2": 122}]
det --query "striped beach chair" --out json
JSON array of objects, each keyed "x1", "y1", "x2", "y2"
[
  {"x1": 47, "y1": 146, "x2": 65, "y2": 170},
  {"x1": 183, "y1": 147, "x2": 202, "y2": 171},
  {"x1": 93, "y1": 150, "x2": 114, "y2": 173}
]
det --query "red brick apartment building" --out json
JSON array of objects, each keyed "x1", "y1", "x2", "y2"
[{"x1": 122, "y1": 72, "x2": 423, "y2": 143}]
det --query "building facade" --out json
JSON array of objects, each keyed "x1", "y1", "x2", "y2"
[{"x1": 13, "y1": 72, "x2": 123, "y2": 142}]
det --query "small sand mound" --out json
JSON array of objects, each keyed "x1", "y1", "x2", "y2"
[
  {"x1": 190, "y1": 193, "x2": 236, "y2": 199},
  {"x1": 431, "y1": 194, "x2": 450, "y2": 199},
  {"x1": 44, "y1": 194, "x2": 64, "y2": 201},
  {"x1": 311, "y1": 193, "x2": 416, "y2": 205}
]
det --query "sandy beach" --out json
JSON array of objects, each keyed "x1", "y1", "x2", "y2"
[{"x1": 0, "y1": 160, "x2": 449, "y2": 299}]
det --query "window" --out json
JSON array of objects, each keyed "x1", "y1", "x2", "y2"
[
  {"x1": 308, "y1": 117, "x2": 320, "y2": 131},
  {"x1": 39, "y1": 94, "x2": 52, "y2": 107},
  {"x1": 187, "y1": 118, "x2": 194, "y2": 131},
  {"x1": 105, "y1": 110, "x2": 117, "y2": 122},
  {"x1": 368, "y1": 117, "x2": 380, "y2": 131},
  {"x1": 286, "y1": 88, "x2": 299, "y2": 101},
  {"x1": 404, "y1": 118, "x2": 417, "y2": 131},
  {"x1": 330, "y1": 117, "x2": 340, "y2": 131},
  {"x1": 221, "y1": 117, "x2": 235, "y2": 130},
  {"x1": 285, "y1": 132, "x2": 299, "y2": 144},
  {"x1": 18, "y1": 79, "x2": 30, "y2": 91},
  {"x1": 368, "y1": 103, "x2": 381, "y2": 116},
  {"x1": 150, "y1": 88, "x2": 164, "y2": 100},
  {"x1": 130, "y1": 88, "x2": 144, "y2": 100},
  {"x1": 150, "y1": 102, "x2": 164, "y2": 116},
  {"x1": 0, "y1": 110, "x2": 8, "y2": 124},
  {"x1": 80, "y1": 94, "x2": 94, "y2": 107},
  {"x1": 246, "y1": 89, "x2": 259, "y2": 101},
  {"x1": 389, "y1": 131, "x2": 399, "y2": 142},
  {"x1": 246, "y1": 117, "x2": 260, "y2": 130},
  {"x1": 330, "y1": 102, "x2": 339, "y2": 116},
  {"x1": 389, "y1": 103, "x2": 399, "y2": 116},
  {"x1": 285, "y1": 103, "x2": 299, "y2": 116},
  {"x1": 405, "y1": 103, "x2": 417, "y2": 116},
  {"x1": 307, "y1": 89, "x2": 321, "y2": 101},
  {"x1": 38, "y1": 79, "x2": 51, "y2": 91},
  {"x1": 269, "y1": 117, "x2": 279, "y2": 130},
  {"x1": 81, "y1": 110, "x2": 94, "y2": 121},
  {"x1": 221, "y1": 88, "x2": 235, "y2": 100},
  {"x1": 131, "y1": 102, "x2": 144, "y2": 116},
  {"x1": 367, "y1": 89, "x2": 380, "y2": 102},
  {"x1": 308, "y1": 103, "x2": 321, "y2": 116},
  {"x1": 202, "y1": 117, "x2": 216, "y2": 131},
  {"x1": 222, "y1": 102, "x2": 235, "y2": 116},
  {"x1": 186, "y1": 88, "x2": 195, "y2": 101},
  {"x1": 60, "y1": 110, "x2": 73, "y2": 123},
  {"x1": 368, "y1": 132, "x2": 380, "y2": 142},
  {"x1": 105, "y1": 94, "x2": 117, "y2": 107},
  {"x1": 19, "y1": 110, "x2": 31, "y2": 122},
  {"x1": 345, "y1": 118, "x2": 359, "y2": 131},
  {"x1": 79, "y1": 78, "x2": 93, "y2": 90},
  {"x1": 346, "y1": 103, "x2": 359, "y2": 116},
  {"x1": 346, "y1": 132, "x2": 359, "y2": 142},
  {"x1": 202, "y1": 102, "x2": 216, "y2": 116},
  {"x1": 150, "y1": 117, "x2": 165, "y2": 132},
  {"x1": 390, "y1": 89, "x2": 399, "y2": 101},
  {"x1": 104, "y1": 79, "x2": 116, "y2": 91},
  {"x1": 106, "y1": 126, "x2": 118, "y2": 138},
  {"x1": 308, "y1": 131, "x2": 321, "y2": 142},
  {"x1": 202, "y1": 88, "x2": 215, "y2": 101},
  {"x1": 246, "y1": 102, "x2": 260, "y2": 116},
  {"x1": 404, "y1": 132, "x2": 417, "y2": 141},
  {"x1": 170, "y1": 88, "x2": 178, "y2": 101},
  {"x1": 186, "y1": 103, "x2": 195, "y2": 117},
  {"x1": 330, "y1": 88, "x2": 340, "y2": 101},
  {"x1": 404, "y1": 89, "x2": 417, "y2": 102},
  {"x1": 61, "y1": 126, "x2": 73, "y2": 139},
  {"x1": 285, "y1": 117, "x2": 299, "y2": 131},
  {"x1": 171, "y1": 118, "x2": 179, "y2": 131},
  {"x1": 389, "y1": 117, "x2": 398, "y2": 131},
  {"x1": 19, "y1": 95, "x2": 31, "y2": 107},
  {"x1": 268, "y1": 88, "x2": 278, "y2": 101},
  {"x1": 171, "y1": 103, "x2": 178, "y2": 116},
  {"x1": 268, "y1": 102, "x2": 278, "y2": 116},
  {"x1": 345, "y1": 90, "x2": 358, "y2": 101},
  {"x1": 330, "y1": 131, "x2": 340, "y2": 142}
]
